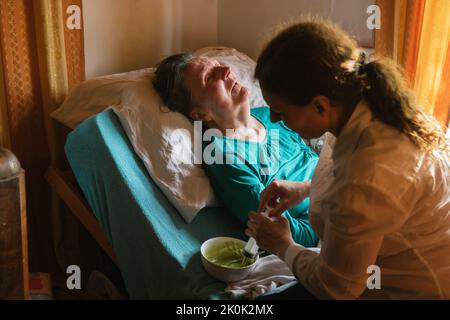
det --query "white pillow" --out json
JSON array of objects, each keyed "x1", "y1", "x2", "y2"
[
  {"x1": 51, "y1": 47, "x2": 266, "y2": 223},
  {"x1": 112, "y1": 74, "x2": 220, "y2": 223},
  {"x1": 51, "y1": 68, "x2": 153, "y2": 129}
]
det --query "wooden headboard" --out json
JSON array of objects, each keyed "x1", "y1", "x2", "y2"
[{"x1": 45, "y1": 117, "x2": 118, "y2": 264}]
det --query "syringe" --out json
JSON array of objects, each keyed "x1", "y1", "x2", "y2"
[{"x1": 243, "y1": 207, "x2": 271, "y2": 258}]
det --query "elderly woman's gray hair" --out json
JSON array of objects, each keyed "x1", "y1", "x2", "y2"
[{"x1": 153, "y1": 52, "x2": 194, "y2": 117}]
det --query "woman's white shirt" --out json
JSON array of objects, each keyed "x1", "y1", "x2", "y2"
[
  {"x1": 308, "y1": 132, "x2": 336, "y2": 216},
  {"x1": 285, "y1": 100, "x2": 450, "y2": 299}
]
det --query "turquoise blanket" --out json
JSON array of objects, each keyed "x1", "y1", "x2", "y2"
[{"x1": 65, "y1": 110, "x2": 246, "y2": 299}]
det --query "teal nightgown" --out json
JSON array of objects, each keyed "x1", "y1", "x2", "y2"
[{"x1": 202, "y1": 106, "x2": 319, "y2": 247}]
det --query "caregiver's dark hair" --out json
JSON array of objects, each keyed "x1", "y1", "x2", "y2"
[
  {"x1": 153, "y1": 52, "x2": 194, "y2": 117},
  {"x1": 255, "y1": 20, "x2": 448, "y2": 152}
]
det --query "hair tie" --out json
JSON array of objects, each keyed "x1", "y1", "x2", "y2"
[{"x1": 356, "y1": 51, "x2": 368, "y2": 76}]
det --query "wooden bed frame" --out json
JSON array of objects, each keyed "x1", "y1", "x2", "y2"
[{"x1": 43, "y1": 118, "x2": 118, "y2": 265}]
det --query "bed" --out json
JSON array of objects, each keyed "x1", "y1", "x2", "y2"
[
  {"x1": 61, "y1": 107, "x2": 254, "y2": 299},
  {"x1": 44, "y1": 46, "x2": 311, "y2": 299}
]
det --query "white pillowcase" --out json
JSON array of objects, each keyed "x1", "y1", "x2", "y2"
[
  {"x1": 51, "y1": 68, "x2": 152, "y2": 129},
  {"x1": 112, "y1": 73, "x2": 219, "y2": 223},
  {"x1": 51, "y1": 47, "x2": 266, "y2": 223}
]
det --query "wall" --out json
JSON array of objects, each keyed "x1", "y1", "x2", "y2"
[
  {"x1": 218, "y1": 0, "x2": 375, "y2": 59},
  {"x1": 83, "y1": 0, "x2": 218, "y2": 79},
  {"x1": 83, "y1": 0, "x2": 375, "y2": 78}
]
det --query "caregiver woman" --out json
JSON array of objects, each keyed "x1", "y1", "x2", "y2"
[{"x1": 246, "y1": 20, "x2": 450, "y2": 299}]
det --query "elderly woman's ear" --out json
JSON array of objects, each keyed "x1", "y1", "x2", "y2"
[{"x1": 190, "y1": 109, "x2": 211, "y2": 122}]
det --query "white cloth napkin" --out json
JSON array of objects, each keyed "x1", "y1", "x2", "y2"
[{"x1": 224, "y1": 254, "x2": 295, "y2": 299}]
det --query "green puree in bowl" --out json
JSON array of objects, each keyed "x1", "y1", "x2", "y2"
[{"x1": 204, "y1": 241, "x2": 256, "y2": 268}]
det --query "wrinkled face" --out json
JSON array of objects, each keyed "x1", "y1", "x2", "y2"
[
  {"x1": 182, "y1": 56, "x2": 249, "y2": 121},
  {"x1": 262, "y1": 92, "x2": 330, "y2": 139}
]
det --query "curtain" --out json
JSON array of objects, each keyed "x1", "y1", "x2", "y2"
[
  {"x1": 0, "y1": 52, "x2": 9, "y2": 148},
  {"x1": 375, "y1": 0, "x2": 450, "y2": 127},
  {"x1": 0, "y1": 0, "x2": 85, "y2": 274},
  {"x1": 413, "y1": 0, "x2": 450, "y2": 125},
  {"x1": 34, "y1": 0, "x2": 87, "y2": 275}
]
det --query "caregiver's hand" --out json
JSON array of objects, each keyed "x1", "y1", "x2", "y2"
[
  {"x1": 245, "y1": 211, "x2": 294, "y2": 258},
  {"x1": 258, "y1": 180, "x2": 311, "y2": 217}
]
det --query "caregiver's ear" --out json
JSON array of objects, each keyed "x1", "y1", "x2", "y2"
[{"x1": 310, "y1": 96, "x2": 332, "y2": 116}]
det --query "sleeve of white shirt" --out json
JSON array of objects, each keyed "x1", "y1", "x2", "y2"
[
  {"x1": 284, "y1": 243, "x2": 306, "y2": 270},
  {"x1": 285, "y1": 181, "x2": 409, "y2": 300}
]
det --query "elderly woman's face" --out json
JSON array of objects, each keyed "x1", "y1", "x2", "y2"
[{"x1": 182, "y1": 56, "x2": 249, "y2": 121}]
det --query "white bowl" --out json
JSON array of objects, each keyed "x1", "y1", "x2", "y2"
[{"x1": 200, "y1": 237, "x2": 258, "y2": 282}]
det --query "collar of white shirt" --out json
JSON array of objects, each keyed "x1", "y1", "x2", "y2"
[{"x1": 332, "y1": 99, "x2": 374, "y2": 174}]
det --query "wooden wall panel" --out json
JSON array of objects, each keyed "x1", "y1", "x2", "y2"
[
  {"x1": 0, "y1": 0, "x2": 54, "y2": 273},
  {"x1": 62, "y1": 0, "x2": 85, "y2": 91},
  {"x1": 374, "y1": 0, "x2": 395, "y2": 58}
]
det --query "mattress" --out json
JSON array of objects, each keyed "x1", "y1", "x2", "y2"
[{"x1": 65, "y1": 109, "x2": 246, "y2": 299}]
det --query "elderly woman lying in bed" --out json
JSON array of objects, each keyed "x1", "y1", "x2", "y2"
[{"x1": 153, "y1": 53, "x2": 319, "y2": 247}]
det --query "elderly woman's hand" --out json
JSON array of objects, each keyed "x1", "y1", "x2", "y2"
[
  {"x1": 258, "y1": 180, "x2": 311, "y2": 218},
  {"x1": 245, "y1": 211, "x2": 295, "y2": 258}
]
